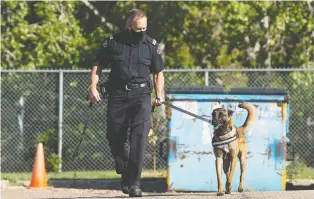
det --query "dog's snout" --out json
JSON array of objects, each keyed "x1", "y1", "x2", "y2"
[{"x1": 212, "y1": 119, "x2": 218, "y2": 126}]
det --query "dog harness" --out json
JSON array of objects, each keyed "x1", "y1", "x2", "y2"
[
  {"x1": 212, "y1": 127, "x2": 238, "y2": 147},
  {"x1": 212, "y1": 135, "x2": 238, "y2": 147},
  {"x1": 212, "y1": 127, "x2": 239, "y2": 158}
]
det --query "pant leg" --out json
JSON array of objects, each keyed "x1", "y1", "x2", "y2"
[
  {"x1": 106, "y1": 89, "x2": 130, "y2": 173},
  {"x1": 125, "y1": 87, "x2": 151, "y2": 187},
  {"x1": 107, "y1": 121, "x2": 129, "y2": 159}
]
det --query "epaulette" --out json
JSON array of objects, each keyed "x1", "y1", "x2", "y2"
[
  {"x1": 103, "y1": 34, "x2": 113, "y2": 48},
  {"x1": 146, "y1": 36, "x2": 157, "y2": 45},
  {"x1": 110, "y1": 30, "x2": 122, "y2": 39}
]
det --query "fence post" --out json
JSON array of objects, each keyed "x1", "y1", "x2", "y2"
[
  {"x1": 205, "y1": 71, "x2": 209, "y2": 86},
  {"x1": 58, "y1": 71, "x2": 63, "y2": 173}
]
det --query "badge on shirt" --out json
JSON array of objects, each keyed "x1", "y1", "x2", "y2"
[
  {"x1": 102, "y1": 40, "x2": 108, "y2": 48},
  {"x1": 157, "y1": 45, "x2": 161, "y2": 55}
]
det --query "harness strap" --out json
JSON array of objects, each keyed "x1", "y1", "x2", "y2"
[
  {"x1": 212, "y1": 129, "x2": 239, "y2": 147},
  {"x1": 212, "y1": 135, "x2": 238, "y2": 147}
]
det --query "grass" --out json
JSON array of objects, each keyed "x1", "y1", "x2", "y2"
[
  {"x1": 288, "y1": 167, "x2": 314, "y2": 180},
  {"x1": 1, "y1": 169, "x2": 167, "y2": 183},
  {"x1": 2, "y1": 167, "x2": 313, "y2": 186}
]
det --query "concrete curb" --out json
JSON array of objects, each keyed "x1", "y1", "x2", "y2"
[
  {"x1": 287, "y1": 179, "x2": 314, "y2": 186},
  {"x1": 48, "y1": 178, "x2": 167, "y2": 192},
  {"x1": 0, "y1": 178, "x2": 167, "y2": 193}
]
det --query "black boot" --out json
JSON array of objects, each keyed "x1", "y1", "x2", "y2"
[
  {"x1": 129, "y1": 186, "x2": 142, "y2": 197},
  {"x1": 120, "y1": 172, "x2": 129, "y2": 194}
]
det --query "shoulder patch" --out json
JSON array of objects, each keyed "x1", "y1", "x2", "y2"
[
  {"x1": 146, "y1": 36, "x2": 157, "y2": 46},
  {"x1": 103, "y1": 35, "x2": 113, "y2": 48},
  {"x1": 102, "y1": 40, "x2": 108, "y2": 48}
]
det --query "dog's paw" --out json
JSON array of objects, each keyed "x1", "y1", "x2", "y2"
[
  {"x1": 217, "y1": 192, "x2": 224, "y2": 196},
  {"x1": 238, "y1": 187, "x2": 244, "y2": 192},
  {"x1": 225, "y1": 190, "x2": 231, "y2": 194}
]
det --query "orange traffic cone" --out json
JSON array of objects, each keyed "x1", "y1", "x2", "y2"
[{"x1": 27, "y1": 143, "x2": 48, "y2": 188}]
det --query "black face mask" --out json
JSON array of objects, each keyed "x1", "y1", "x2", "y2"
[{"x1": 129, "y1": 29, "x2": 146, "y2": 43}]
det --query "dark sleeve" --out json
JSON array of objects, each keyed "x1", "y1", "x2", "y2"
[
  {"x1": 150, "y1": 43, "x2": 164, "y2": 73},
  {"x1": 93, "y1": 38, "x2": 111, "y2": 69}
]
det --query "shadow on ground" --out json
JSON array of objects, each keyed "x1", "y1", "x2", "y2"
[
  {"x1": 48, "y1": 178, "x2": 314, "y2": 192},
  {"x1": 48, "y1": 178, "x2": 167, "y2": 193}
]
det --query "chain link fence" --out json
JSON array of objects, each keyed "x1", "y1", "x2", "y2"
[{"x1": 1, "y1": 69, "x2": 314, "y2": 177}]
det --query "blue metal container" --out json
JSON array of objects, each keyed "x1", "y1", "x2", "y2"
[{"x1": 165, "y1": 87, "x2": 289, "y2": 192}]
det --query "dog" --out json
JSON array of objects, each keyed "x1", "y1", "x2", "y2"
[{"x1": 211, "y1": 103, "x2": 257, "y2": 196}]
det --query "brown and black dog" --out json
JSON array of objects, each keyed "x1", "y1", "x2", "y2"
[{"x1": 211, "y1": 103, "x2": 257, "y2": 196}]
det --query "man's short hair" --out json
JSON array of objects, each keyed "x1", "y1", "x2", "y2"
[{"x1": 125, "y1": 9, "x2": 147, "y2": 29}]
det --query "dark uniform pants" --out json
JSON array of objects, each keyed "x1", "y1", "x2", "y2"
[{"x1": 106, "y1": 85, "x2": 151, "y2": 187}]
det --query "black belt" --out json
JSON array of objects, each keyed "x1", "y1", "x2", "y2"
[{"x1": 118, "y1": 82, "x2": 149, "y2": 90}]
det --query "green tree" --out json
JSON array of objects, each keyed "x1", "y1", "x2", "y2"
[
  {"x1": 1, "y1": 1, "x2": 86, "y2": 69},
  {"x1": 2, "y1": 1, "x2": 313, "y2": 69}
]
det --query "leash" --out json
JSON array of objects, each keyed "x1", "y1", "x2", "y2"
[
  {"x1": 152, "y1": 101, "x2": 212, "y2": 124},
  {"x1": 72, "y1": 102, "x2": 93, "y2": 159},
  {"x1": 153, "y1": 101, "x2": 240, "y2": 150}
]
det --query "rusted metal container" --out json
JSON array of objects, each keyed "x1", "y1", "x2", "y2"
[{"x1": 165, "y1": 86, "x2": 290, "y2": 192}]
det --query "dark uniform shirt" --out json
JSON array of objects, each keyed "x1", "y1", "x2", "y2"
[{"x1": 94, "y1": 31, "x2": 164, "y2": 85}]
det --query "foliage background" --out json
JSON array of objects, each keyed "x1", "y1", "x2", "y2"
[{"x1": 2, "y1": 1, "x2": 313, "y2": 70}]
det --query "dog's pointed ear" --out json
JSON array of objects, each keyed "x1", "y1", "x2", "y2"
[{"x1": 228, "y1": 109, "x2": 234, "y2": 116}]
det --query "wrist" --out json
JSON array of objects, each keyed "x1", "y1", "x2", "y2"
[{"x1": 88, "y1": 84, "x2": 97, "y2": 91}]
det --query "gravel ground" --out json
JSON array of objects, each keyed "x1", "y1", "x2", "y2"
[{"x1": 2, "y1": 187, "x2": 314, "y2": 199}]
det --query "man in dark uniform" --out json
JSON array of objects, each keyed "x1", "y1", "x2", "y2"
[{"x1": 88, "y1": 9, "x2": 164, "y2": 197}]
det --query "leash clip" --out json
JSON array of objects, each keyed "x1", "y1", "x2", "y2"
[{"x1": 125, "y1": 85, "x2": 131, "y2": 90}]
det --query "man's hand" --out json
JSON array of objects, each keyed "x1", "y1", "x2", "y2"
[
  {"x1": 153, "y1": 71, "x2": 164, "y2": 106},
  {"x1": 153, "y1": 96, "x2": 162, "y2": 106},
  {"x1": 88, "y1": 87, "x2": 101, "y2": 102}
]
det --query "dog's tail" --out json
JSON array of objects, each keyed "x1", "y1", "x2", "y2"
[{"x1": 238, "y1": 103, "x2": 257, "y2": 130}]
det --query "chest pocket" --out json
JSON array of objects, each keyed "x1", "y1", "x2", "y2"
[
  {"x1": 139, "y1": 58, "x2": 151, "y2": 77},
  {"x1": 111, "y1": 55, "x2": 125, "y2": 74}
]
